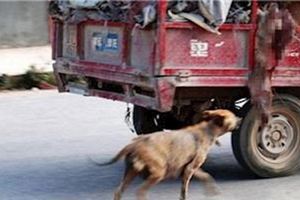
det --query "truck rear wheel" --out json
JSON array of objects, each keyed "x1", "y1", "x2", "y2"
[
  {"x1": 232, "y1": 95, "x2": 300, "y2": 177},
  {"x1": 132, "y1": 106, "x2": 184, "y2": 135},
  {"x1": 133, "y1": 106, "x2": 162, "y2": 135}
]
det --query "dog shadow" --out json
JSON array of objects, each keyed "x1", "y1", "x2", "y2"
[
  {"x1": 202, "y1": 153, "x2": 257, "y2": 181},
  {"x1": 90, "y1": 150, "x2": 256, "y2": 192}
]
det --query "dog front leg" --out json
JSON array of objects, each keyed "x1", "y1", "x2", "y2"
[
  {"x1": 180, "y1": 166, "x2": 195, "y2": 200},
  {"x1": 193, "y1": 168, "x2": 219, "y2": 196},
  {"x1": 180, "y1": 156, "x2": 205, "y2": 200}
]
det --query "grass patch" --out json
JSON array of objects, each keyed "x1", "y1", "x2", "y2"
[{"x1": 0, "y1": 67, "x2": 56, "y2": 90}]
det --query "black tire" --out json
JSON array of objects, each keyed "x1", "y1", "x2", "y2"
[
  {"x1": 133, "y1": 106, "x2": 162, "y2": 135},
  {"x1": 232, "y1": 94, "x2": 300, "y2": 177},
  {"x1": 231, "y1": 102, "x2": 252, "y2": 171}
]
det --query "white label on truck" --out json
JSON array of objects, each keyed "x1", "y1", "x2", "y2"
[
  {"x1": 190, "y1": 40, "x2": 209, "y2": 57},
  {"x1": 287, "y1": 52, "x2": 300, "y2": 58},
  {"x1": 92, "y1": 32, "x2": 119, "y2": 53}
]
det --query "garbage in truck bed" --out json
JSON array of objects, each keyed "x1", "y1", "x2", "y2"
[
  {"x1": 49, "y1": 0, "x2": 134, "y2": 23},
  {"x1": 49, "y1": 0, "x2": 252, "y2": 32},
  {"x1": 49, "y1": 0, "x2": 157, "y2": 27}
]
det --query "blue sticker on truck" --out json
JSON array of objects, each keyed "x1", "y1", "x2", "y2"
[{"x1": 92, "y1": 32, "x2": 119, "y2": 53}]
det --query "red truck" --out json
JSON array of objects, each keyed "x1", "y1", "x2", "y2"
[{"x1": 51, "y1": 0, "x2": 300, "y2": 178}]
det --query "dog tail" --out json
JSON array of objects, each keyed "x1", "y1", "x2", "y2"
[{"x1": 89, "y1": 143, "x2": 134, "y2": 167}]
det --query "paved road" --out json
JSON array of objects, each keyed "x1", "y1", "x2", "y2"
[{"x1": 1, "y1": 90, "x2": 300, "y2": 200}]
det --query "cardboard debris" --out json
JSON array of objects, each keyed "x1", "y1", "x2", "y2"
[{"x1": 168, "y1": 0, "x2": 233, "y2": 34}]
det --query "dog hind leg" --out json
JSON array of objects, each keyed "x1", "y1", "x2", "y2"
[
  {"x1": 114, "y1": 168, "x2": 138, "y2": 200},
  {"x1": 136, "y1": 169, "x2": 164, "y2": 200},
  {"x1": 193, "y1": 168, "x2": 219, "y2": 196}
]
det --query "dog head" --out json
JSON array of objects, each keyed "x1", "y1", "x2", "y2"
[{"x1": 202, "y1": 109, "x2": 241, "y2": 136}]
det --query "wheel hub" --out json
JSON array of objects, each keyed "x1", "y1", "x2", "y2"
[
  {"x1": 261, "y1": 115, "x2": 293, "y2": 155},
  {"x1": 271, "y1": 131, "x2": 281, "y2": 141}
]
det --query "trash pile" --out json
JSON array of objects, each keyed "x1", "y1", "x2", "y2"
[
  {"x1": 49, "y1": 0, "x2": 253, "y2": 31},
  {"x1": 133, "y1": 2, "x2": 157, "y2": 28},
  {"x1": 49, "y1": 0, "x2": 133, "y2": 23},
  {"x1": 49, "y1": 0, "x2": 157, "y2": 28},
  {"x1": 168, "y1": 0, "x2": 232, "y2": 34},
  {"x1": 226, "y1": 0, "x2": 252, "y2": 24},
  {"x1": 167, "y1": 0, "x2": 252, "y2": 34}
]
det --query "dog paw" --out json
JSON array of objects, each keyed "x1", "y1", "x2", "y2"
[{"x1": 205, "y1": 186, "x2": 221, "y2": 196}]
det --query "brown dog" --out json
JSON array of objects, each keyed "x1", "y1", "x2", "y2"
[{"x1": 96, "y1": 109, "x2": 240, "y2": 200}]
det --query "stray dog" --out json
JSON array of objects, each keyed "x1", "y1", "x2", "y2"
[{"x1": 95, "y1": 109, "x2": 240, "y2": 200}]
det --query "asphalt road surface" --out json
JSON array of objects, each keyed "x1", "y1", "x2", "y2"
[{"x1": 1, "y1": 90, "x2": 300, "y2": 200}]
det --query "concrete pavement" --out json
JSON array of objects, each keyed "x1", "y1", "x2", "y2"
[{"x1": 0, "y1": 90, "x2": 300, "y2": 200}]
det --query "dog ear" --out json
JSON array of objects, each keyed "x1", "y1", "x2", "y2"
[
  {"x1": 202, "y1": 110, "x2": 213, "y2": 121},
  {"x1": 210, "y1": 115, "x2": 225, "y2": 128},
  {"x1": 202, "y1": 111, "x2": 225, "y2": 128}
]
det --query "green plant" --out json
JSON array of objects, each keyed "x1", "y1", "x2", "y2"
[
  {"x1": 0, "y1": 66, "x2": 57, "y2": 90},
  {"x1": 0, "y1": 74, "x2": 7, "y2": 89}
]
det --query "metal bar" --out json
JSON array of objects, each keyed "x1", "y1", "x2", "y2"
[
  {"x1": 77, "y1": 22, "x2": 84, "y2": 59},
  {"x1": 158, "y1": 0, "x2": 167, "y2": 71},
  {"x1": 172, "y1": 76, "x2": 247, "y2": 87},
  {"x1": 248, "y1": 0, "x2": 258, "y2": 70},
  {"x1": 89, "y1": 89, "x2": 157, "y2": 110},
  {"x1": 51, "y1": 21, "x2": 57, "y2": 60},
  {"x1": 122, "y1": 23, "x2": 130, "y2": 66},
  {"x1": 82, "y1": 20, "x2": 127, "y2": 27},
  {"x1": 161, "y1": 68, "x2": 249, "y2": 76},
  {"x1": 164, "y1": 23, "x2": 256, "y2": 30},
  {"x1": 74, "y1": 60, "x2": 147, "y2": 75},
  {"x1": 54, "y1": 62, "x2": 154, "y2": 88}
]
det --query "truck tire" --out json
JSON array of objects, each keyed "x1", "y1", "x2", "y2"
[
  {"x1": 133, "y1": 106, "x2": 162, "y2": 135},
  {"x1": 231, "y1": 102, "x2": 252, "y2": 171},
  {"x1": 231, "y1": 94, "x2": 300, "y2": 177}
]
